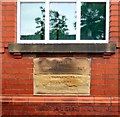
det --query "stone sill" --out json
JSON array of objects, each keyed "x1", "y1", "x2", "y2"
[{"x1": 8, "y1": 42, "x2": 116, "y2": 54}]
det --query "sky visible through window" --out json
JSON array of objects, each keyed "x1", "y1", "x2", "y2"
[
  {"x1": 20, "y1": 2, "x2": 76, "y2": 36},
  {"x1": 49, "y1": 2, "x2": 76, "y2": 40},
  {"x1": 21, "y1": 3, "x2": 45, "y2": 35},
  {"x1": 50, "y1": 2, "x2": 76, "y2": 35}
]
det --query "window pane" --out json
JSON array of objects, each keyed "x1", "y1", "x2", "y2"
[
  {"x1": 20, "y1": 3, "x2": 45, "y2": 40},
  {"x1": 49, "y1": 2, "x2": 76, "y2": 40},
  {"x1": 80, "y1": 2, "x2": 106, "y2": 40}
]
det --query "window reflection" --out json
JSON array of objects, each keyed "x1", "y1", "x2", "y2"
[
  {"x1": 20, "y1": 3, "x2": 45, "y2": 40},
  {"x1": 80, "y1": 2, "x2": 106, "y2": 40},
  {"x1": 49, "y1": 2, "x2": 76, "y2": 40}
]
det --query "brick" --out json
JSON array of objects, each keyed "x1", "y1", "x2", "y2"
[
  {"x1": 5, "y1": 6, "x2": 16, "y2": 11},
  {"x1": 2, "y1": 21, "x2": 16, "y2": 27},
  {"x1": 5, "y1": 79, "x2": 33, "y2": 85},
  {"x1": 110, "y1": 5, "x2": 119, "y2": 10},
  {"x1": 5, "y1": 26, "x2": 16, "y2": 32},
  {"x1": 2, "y1": 31, "x2": 16, "y2": 38},
  {"x1": 91, "y1": 89, "x2": 105, "y2": 95},
  {"x1": 91, "y1": 85, "x2": 106, "y2": 89},
  {"x1": 4, "y1": 42, "x2": 8, "y2": 48},
  {"x1": 2, "y1": 2, "x2": 16, "y2": 6},
  {"x1": 80, "y1": 106, "x2": 94, "y2": 112},
  {"x1": 4, "y1": 89, "x2": 33, "y2": 94},
  {"x1": 105, "y1": 79, "x2": 118, "y2": 85},
  {"x1": 118, "y1": 31, "x2": 120, "y2": 36},
  {"x1": 12, "y1": 105, "x2": 29, "y2": 111},
  {"x1": 93, "y1": 107, "x2": 109, "y2": 112},
  {"x1": 13, "y1": 111, "x2": 28, "y2": 116},
  {"x1": 2, "y1": 69, "x2": 5, "y2": 74},
  {"x1": 5, "y1": 57, "x2": 33, "y2": 63},
  {"x1": 77, "y1": 97, "x2": 94, "y2": 103},
  {"x1": 2, "y1": 110, "x2": 14, "y2": 115},
  {"x1": 2, "y1": 74, "x2": 16, "y2": 79},
  {"x1": 105, "y1": 85, "x2": 118, "y2": 90},
  {"x1": 111, "y1": 97, "x2": 119, "y2": 101},
  {"x1": 2, "y1": 10, "x2": 16, "y2": 16},
  {"x1": 0, "y1": 47, "x2": 4, "y2": 53},
  {"x1": 106, "y1": 58, "x2": 118, "y2": 64},
  {"x1": 103, "y1": 75, "x2": 118, "y2": 79},
  {"x1": 110, "y1": 27, "x2": 119, "y2": 32},
  {"x1": 105, "y1": 63, "x2": 118, "y2": 69},
  {"x1": 110, "y1": 16, "x2": 119, "y2": 21},
  {"x1": 92, "y1": 63, "x2": 106, "y2": 69},
  {"x1": 91, "y1": 79, "x2": 104, "y2": 85},
  {"x1": 110, "y1": 22, "x2": 119, "y2": 27},
  {"x1": 2, "y1": 105, "x2": 14, "y2": 110},
  {"x1": 105, "y1": 69, "x2": 119, "y2": 75},
  {"x1": 91, "y1": 69, "x2": 105, "y2": 75},
  {"x1": 5, "y1": 68, "x2": 33, "y2": 74},
  {"x1": 100, "y1": 111, "x2": 119, "y2": 116},
  {"x1": 91, "y1": 75, "x2": 104, "y2": 79},
  {"x1": 92, "y1": 57, "x2": 105, "y2": 63},
  {"x1": 12, "y1": 96, "x2": 29, "y2": 103},
  {"x1": 2, "y1": 15, "x2": 5, "y2": 21},
  {"x1": 110, "y1": 11, "x2": 119, "y2": 16},
  {"x1": 6, "y1": 16, "x2": 16, "y2": 22},
  {"x1": 5, "y1": 84, "x2": 33, "y2": 89},
  {"x1": 110, "y1": 2, "x2": 119, "y2": 5},
  {"x1": 105, "y1": 90, "x2": 119, "y2": 96},
  {"x1": 27, "y1": 111, "x2": 51, "y2": 116},
  {"x1": 2, "y1": 79, "x2": 6, "y2": 89},
  {"x1": 14, "y1": 74, "x2": 33, "y2": 79},
  {"x1": 5, "y1": 63, "x2": 33, "y2": 69},
  {"x1": 94, "y1": 97, "x2": 110, "y2": 102},
  {"x1": 109, "y1": 106, "x2": 119, "y2": 112},
  {"x1": 110, "y1": 38, "x2": 119, "y2": 42}
]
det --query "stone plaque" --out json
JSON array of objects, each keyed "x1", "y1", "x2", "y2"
[{"x1": 34, "y1": 57, "x2": 91, "y2": 95}]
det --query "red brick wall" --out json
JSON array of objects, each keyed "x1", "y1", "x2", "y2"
[{"x1": 1, "y1": 1, "x2": 120, "y2": 116}]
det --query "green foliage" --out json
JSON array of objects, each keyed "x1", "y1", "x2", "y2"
[
  {"x1": 35, "y1": 7, "x2": 69, "y2": 40},
  {"x1": 35, "y1": 6, "x2": 45, "y2": 40},
  {"x1": 81, "y1": 2, "x2": 106, "y2": 40},
  {"x1": 50, "y1": 10, "x2": 68, "y2": 40}
]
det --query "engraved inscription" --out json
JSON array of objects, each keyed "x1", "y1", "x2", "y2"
[
  {"x1": 34, "y1": 57, "x2": 91, "y2": 95},
  {"x1": 34, "y1": 58, "x2": 90, "y2": 74}
]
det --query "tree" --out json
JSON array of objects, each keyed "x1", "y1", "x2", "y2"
[
  {"x1": 50, "y1": 11, "x2": 68, "y2": 40},
  {"x1": 35, "y1": 7, "x2": 68, "y2": 40},
  {"x1": 35, "y1": 6, "x2": 45, "y2": 40},
  {"x1": 80, "y1": 2, "x2": 106, "y2": 40}
]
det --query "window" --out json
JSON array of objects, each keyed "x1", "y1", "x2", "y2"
[{"x1": 17, "y1": 0, "x2": 110, "y2": 43}]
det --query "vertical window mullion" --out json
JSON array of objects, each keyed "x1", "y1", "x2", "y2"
[
  {"x1": 45, "y1": 0, "x2": 49, "y2": 43},
  {"x1": 76, "y1": 0, "x2": 80, "y2": 42}
]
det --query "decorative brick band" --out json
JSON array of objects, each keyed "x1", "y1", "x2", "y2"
[
  {"x1": 1, "y1": 96, "x2": 119, "y2": 104},
  {"x1": 1, "y1": 96, "x2": 119, "y2": 116}
]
